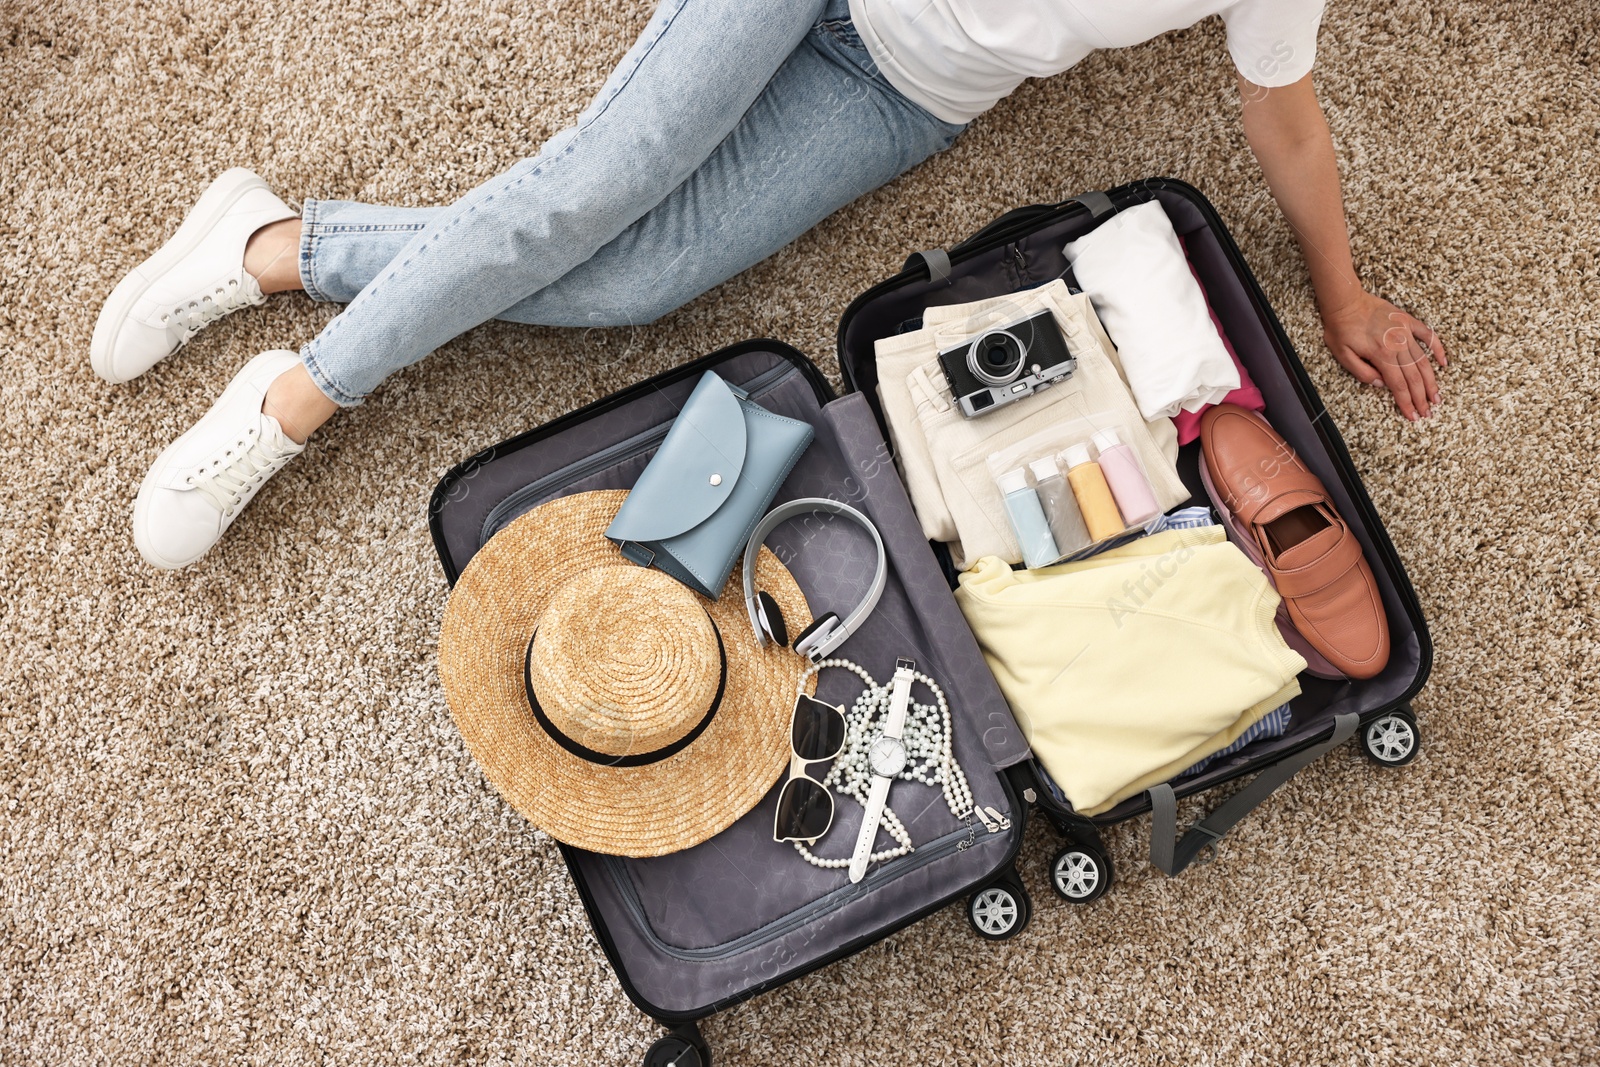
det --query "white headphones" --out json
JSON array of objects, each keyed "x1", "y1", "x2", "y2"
[{"x1": 743, "y1": 498, "x2": 887, "y2": 662}]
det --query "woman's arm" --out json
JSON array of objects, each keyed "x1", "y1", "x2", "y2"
[{"x1": 1237, "y1": 71, "x2": 1447, "y2": 421}]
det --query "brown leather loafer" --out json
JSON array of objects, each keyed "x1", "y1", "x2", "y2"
[{"x1": 1199, "y1": 404, "x2": 1390, "y2": 679}]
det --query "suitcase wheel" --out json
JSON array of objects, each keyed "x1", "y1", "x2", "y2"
[
  {"x1": 1048, "y1": 840, "x2": 1112, "y2": 904},
  {"x1": 966, "y1": 873, "x2": 1031, "y2": 941},
  {"x1": 644, "y1": 1023, "x2": 710, "y2": 1067},
  {"x1": 1361, "y1": 707, "x2": 1421, "y2": 767}
]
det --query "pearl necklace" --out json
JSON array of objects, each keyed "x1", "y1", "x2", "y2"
[{"x1": 792, "y1": 658, "x2": 975, "y2": 870}]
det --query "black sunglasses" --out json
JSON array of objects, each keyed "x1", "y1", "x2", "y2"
[{"x1": 773, "y1": 694, "x2": 847, "y2": 844}]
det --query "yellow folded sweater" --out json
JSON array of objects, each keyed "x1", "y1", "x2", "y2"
[{"x1": 956, "y1": 528, "x2": 1306, "y2": 815}]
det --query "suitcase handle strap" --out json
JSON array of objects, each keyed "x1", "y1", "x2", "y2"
[{"x1": 1147, "y1": 712, "x2": 1360, "y2": 876}]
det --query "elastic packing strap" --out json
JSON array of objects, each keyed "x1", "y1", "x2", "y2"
[
  {"x1": 900, "y1": 190, "x2": 1118, "y2": 283},
  {"x1": 1072, "y1": 190, "x2": 1116, "y2": 219},
  {"x1": 1147, "y1": 712, "x2": 1359, "y2": 876},
  {"x1": 903, "y1": 247, "x2": 952, "y2": 282}
]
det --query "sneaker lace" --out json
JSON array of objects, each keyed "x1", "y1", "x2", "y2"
[
  {"x1": 186, "y1": 423, "x2": 297, "y2": 518},
  {"x1": 160, "y1": 274, "x2": 265, "y2": 341}
]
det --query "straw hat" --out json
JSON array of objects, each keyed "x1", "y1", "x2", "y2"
[{"x1": 438, "y1": 489, "x2": 814, "y2": 857}]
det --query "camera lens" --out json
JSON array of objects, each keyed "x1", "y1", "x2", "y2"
[{"x1": 967, "y1": 329, "x2": 1026, "y2": 386}]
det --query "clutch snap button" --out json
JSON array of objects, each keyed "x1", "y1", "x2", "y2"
[{"x1": 709, "y1": 474, "x2": 722, "y2": 486}]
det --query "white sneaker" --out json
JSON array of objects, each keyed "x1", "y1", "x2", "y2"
[
  {"x1": 92, "y1": 169, "x2": 297, "y2": 384},
  {"x1": 133, "y1": 350, "x2": 307, "y2": 569}
]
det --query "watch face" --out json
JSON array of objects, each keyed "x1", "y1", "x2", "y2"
[{"x1": 869, "y1": 735, "x2": 907, "y2": 777}]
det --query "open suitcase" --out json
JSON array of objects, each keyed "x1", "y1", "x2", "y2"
[
  {"x1": 836, "y1": 177, "x2": 1434, "y2": 898},
  {"x1": 428, "y1": 177, "x2": 1431, "y2": 1064}
]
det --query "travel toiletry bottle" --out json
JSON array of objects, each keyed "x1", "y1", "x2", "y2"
[
  {"x1": 1061, "y1": 443, "x2": 1125, "y2": 542},
  {"x1": 1092, "y1": 427, "x2": 1161, "y2": 526},
  {"x1": 998, "y1": 467, "x2": 1061, "y2": 568},
  {"x1": 1027, "y1": 455, "x2": 1091, "y2": 555}
]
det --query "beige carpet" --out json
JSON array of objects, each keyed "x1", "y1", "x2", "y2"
[{"x1": 2, "y1": 0, "x2": 1596, "y2": 1062}]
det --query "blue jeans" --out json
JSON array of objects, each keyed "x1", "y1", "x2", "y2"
[{"x1": 296, "y1": 0, "x2": 965, "y2": 405}]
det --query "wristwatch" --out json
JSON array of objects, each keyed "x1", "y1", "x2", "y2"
[{"x1": 849, "y1": 658, "x2": 915, "y2": 883}]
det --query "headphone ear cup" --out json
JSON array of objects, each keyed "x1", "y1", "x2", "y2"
[
  {"x1": 754, "y1": 590, "x2": 788, "y2": 648},
  {"x1": 792, "y1": 611, "x2": 841, "y2": 659}
]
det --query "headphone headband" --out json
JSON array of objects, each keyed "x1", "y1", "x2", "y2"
[{"x1": 743, "y1": 498, "x2": 888, "y2": 662}]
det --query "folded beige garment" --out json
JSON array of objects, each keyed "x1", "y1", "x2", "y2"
[{"x1": 875, "y1": 281, "x2": 1185, "y2": 568}]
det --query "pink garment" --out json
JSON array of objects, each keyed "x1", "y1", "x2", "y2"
[{"x1": 1173, "y1": 239, "x2": 1265, "y2": 444}]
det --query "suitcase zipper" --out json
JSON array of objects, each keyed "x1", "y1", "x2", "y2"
[
  {"x1": 596, "y1": 824, "x2": 997, "y2": 963},
  {"x1": 477, "y1": 362, "x2": 802, "y2": 546}
]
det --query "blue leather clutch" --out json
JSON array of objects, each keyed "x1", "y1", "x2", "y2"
[{"x1": 606, "y1": 371, "x2": 814, "y2": 598}]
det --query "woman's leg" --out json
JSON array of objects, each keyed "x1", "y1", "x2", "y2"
[
  {"x1": 252, "y1": 26, "x2": 963, "y2": 334},
  {"x1": 246, "y1": 12, "x2": 965, "y2": 440},
  {"x1": 296, "y1": 0, "x2": 831, "y2": 410},
  {"x1": 504, "y1": 21, "x2": 966, "y2": 329},
  {"x1": 131, "y1": 0, "x2": 965, "y2": 568}
]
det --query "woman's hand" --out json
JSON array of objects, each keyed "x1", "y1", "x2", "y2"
[
  {"x1": 1237, "y1": 72, "x2": 1449, "y2": 422},
  {"x1": 1320, "y1": 291, "x2": 1449, "y2": 421}
]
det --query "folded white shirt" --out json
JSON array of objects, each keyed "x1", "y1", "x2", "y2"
[{"x1": 1064, "y1": 201, "x2": 1240, "y2": 421}]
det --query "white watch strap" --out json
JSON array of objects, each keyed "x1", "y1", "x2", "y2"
[
  {"x1": 849, "y1": 774, "x2": 892, "y2": 883},
  {"x1": 885, "y1": 658, "x2": 915, "y2": 738}
]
